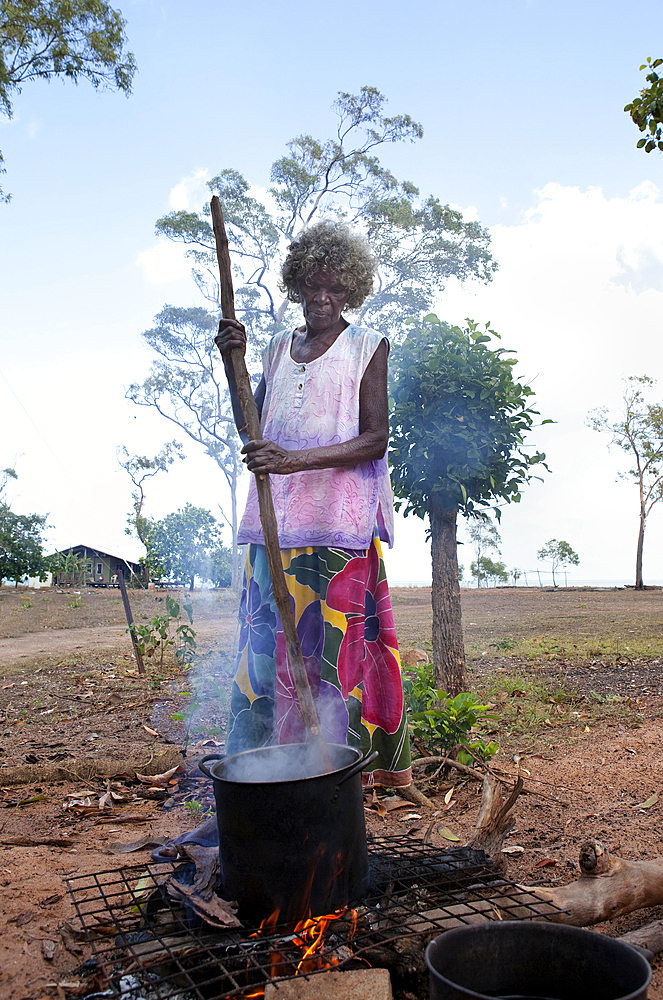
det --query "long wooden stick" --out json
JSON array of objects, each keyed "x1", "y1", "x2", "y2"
[
  {"x1": 117, "y1": 569, "x2": 145, "y2": 675},
  {"x1": 210, "y1": 196, "x2": 322, "y2": 742}
]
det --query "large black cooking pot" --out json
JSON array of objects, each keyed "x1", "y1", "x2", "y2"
[
  {"x1": 426, "y1": 921, "x2": 652, "y2": 1000},
  {"x1": 199, "y1": 743, "x2": 377, "y2": 924}
]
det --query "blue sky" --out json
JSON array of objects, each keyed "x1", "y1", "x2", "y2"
[{"x1": 1, "y1": 0, "x2": 663, "y2": 585}]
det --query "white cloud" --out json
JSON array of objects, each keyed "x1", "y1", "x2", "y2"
[
  {"x1": 169, "y1": 168, "x2": 210, "y2": 210},
  {"x1": 385, "y1": 181, "x2": 663, "y2": 583},
  {"x1": 135, "y1": 237, "x2": 190, "y2": 283}
]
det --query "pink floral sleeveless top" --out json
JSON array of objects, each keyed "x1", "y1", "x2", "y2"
[{"x1": 237, "y1": 324, "x2": 395, "y2": 550}]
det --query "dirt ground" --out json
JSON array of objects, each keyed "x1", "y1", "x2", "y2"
[{"x1": 1, "y1": 583, "x2": 662, "y2": 999}]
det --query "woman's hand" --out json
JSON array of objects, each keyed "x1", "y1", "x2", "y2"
[
  {"x1": 242, "y1": 439, "x2": 302, "y2": 475},
  {"x1": 215, "y1": 318, "x2": 247, "y2": 358}
]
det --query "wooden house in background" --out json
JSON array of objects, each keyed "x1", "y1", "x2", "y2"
[{"x1": 53, "y1": 545, "x2": 142, "y2": 587}]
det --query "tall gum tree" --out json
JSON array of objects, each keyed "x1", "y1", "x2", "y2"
[
  {"x1": 588, "y1": 375, "x2": 663, "y2": 589},
  {"x1": 0, "y1": 0, "x2": 136, "y2": 200},
  {"x1": 131, "y1": 87, "x2": 497, "y2": 578},
  {"x1": 389, "y1": 315, "x2": 549, "y2": 694}
]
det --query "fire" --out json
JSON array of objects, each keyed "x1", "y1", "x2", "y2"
[{"x1": 254, "y1": 906, "x2": 359, "y2": 979}]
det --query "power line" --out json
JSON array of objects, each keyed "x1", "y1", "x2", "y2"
[{"x1": 0, "y1": 367, "x2": 67, "y2": 473}]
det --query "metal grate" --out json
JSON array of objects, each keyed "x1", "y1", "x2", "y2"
[{"x1": 66, "y1": 836, "x2": 566, "y2": 999}]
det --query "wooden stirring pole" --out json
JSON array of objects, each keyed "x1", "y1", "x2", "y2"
[{"x1": 211, "y1": 196, "x2": 325, "y2": 747}]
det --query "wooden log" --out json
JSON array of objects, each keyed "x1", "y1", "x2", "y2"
[
  {"x1": 619, "y1": 919, "x2": 663, "y2": 956},
  {"x1": 210, "y1": 196, "x2": 324, "y2": 748},
  {"x1": 464, "y1": 774, "x2": 524, "y2": 870},
  {"x1": 527, "y1": 839, "x2": 663, "y2": 926}
]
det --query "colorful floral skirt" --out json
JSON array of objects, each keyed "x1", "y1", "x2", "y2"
[{"x1": 226, "y1": 538, "x2": 412, "y2": 787}]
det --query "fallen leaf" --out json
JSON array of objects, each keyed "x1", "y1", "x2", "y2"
[
  {"x1": 8, "y1": 910, "x2": 34, "y2": 926},
  {"x1": 108, "y1": 836, "x2": 168, "y2": 854},
  {"x1": 368, "y1": 789, "x2": 387, "y2": 818},
  {"x1": 94, "y1": 813, "x2": 149, "y2": 825},
  {"x1": 108, "y1": 692, "x2": 122, "y2": 707},
  {"x1": 632, "y1": 792, "x2": 659, "y2": 810},
  {"x1": 384, "y1": 798, "x2": 411, "y2": 812},
  {"x1": 444, "y1": 787, "x2": 454, "y2": 805},
  {"x1": 534, "y1": 858, "x2": 557, "y2": 868},
  {"x1": 405, "y1": 821, "x2": 424, "y2": 835},
  {"x1": 134, "y1": 764, "x2": 185, "y2": 787},
  {"x1": 502, "y1": 845, "x2": 525, "y2": 854},
  {"x1": 41, "y1": 939, "x2": 57, "y2": 961},
  {"x1": 40, "y1": 894, "x2": 63, "y2": 906},
  {"x1": 59, "y1": 926, "x2": 83, "y2": 955},
  {"x1": 1, "y1": 683, "x2": 14, "y2": 689},
  {"x1": 17, "y1": 794, "x2": 48, "y2": 806},
  {"x1": 142, "y1": 725, "x2": 159, "y2": 736},
  {"x1": 438, "y1": 826, "x2": 461, "y2": 842},
  {"x1": 405, "y1": 812, "x2": 422, "y2": 821}
]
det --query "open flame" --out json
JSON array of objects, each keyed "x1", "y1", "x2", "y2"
[{"x1": 248, "y1": 905, "x2": 360, "y2": 992}]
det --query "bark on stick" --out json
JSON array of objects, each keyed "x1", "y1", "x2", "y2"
[{"x1": 210, "y1": 196, "x2": 324, "y2": 747}]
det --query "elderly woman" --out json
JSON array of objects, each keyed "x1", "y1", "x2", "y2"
[{"x1": 215, "y1": 220, "x2": 411, "y2": 788}]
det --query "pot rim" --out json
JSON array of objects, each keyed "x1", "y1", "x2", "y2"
[
  {"x1": 205, "y1": 742, "x2": 364, "y2": 786},
  {"x1": 425, "y1": 922, "x2": 653, "y2": 1000}
]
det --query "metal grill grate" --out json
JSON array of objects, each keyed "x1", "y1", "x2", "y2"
[{"x1": 66, "y1": 836, "x2": 565, "y2": 999}]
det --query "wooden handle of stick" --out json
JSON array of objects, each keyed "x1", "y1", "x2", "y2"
[{"x1": 211, "y1": 196, "x2": 322, "y2": 741}]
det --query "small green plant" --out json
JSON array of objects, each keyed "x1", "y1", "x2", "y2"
[
  {"x1": 183, "y1": 799, "x2": 204, "y2": 816},
  {"x1": 21, "y1": 597, "x2": 32, "y2": 609},
  {"x1": 131, "y1": 594, "x2": 197, "y2": 669},
  {"x1": 489, "y1": 637, "x2": 516, "y2": 651},
  {"x1": 405, "y1": 663, "x2": 498, "y2": 764},
  {"x1": 68, "y1": 596, "x2": 82, "y2": 609}
]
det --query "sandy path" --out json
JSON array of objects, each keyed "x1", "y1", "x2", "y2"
[{"x1": 0, "y1": 620, "x2": 238, "y2": 667}]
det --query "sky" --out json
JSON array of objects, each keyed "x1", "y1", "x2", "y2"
[{"x1": 1, "y1": 0, "x2": 663, "y2": 586}]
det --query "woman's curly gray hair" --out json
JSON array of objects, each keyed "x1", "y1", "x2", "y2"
[{"x1": 280, "y1": 219, "x2": 377, "y2": 310}]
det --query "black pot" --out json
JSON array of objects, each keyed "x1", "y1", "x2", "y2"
[
  {"x1": 426, "y1": 921, "x2": 652, "y2": 1000},
  {"x1": 199, "y1": 743, "x2": 377, "y2": 924}
]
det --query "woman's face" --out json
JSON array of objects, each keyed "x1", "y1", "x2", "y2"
[{"x1": 298, "y1": 270, "x2": 350, "y2": 333}]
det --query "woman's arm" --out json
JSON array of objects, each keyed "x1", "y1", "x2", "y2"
[
  {"x1": 215, "y1": 319, "x2": 266, "y2": 444},
  {"x1": 241, "y1": 340, "x2": 389, "y2": 475}
]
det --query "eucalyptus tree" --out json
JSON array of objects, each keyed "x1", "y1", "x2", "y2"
[
  {"x1": 147, "y1": 503, "x2": 229, "y2": 592},
  {"x1": 467, "y1": 519, "x2": 502, "y2": 588},
  {"x1": 117, "y1": 439, "x2": 184, "y2": 584},
  {"x1": 131, "y1": 87, "x2": 497, "y2": 580},
  {"x1": 389, "y1": 315, "x2": 549, "y2": 694},
  {"x1": 536, "y1": 539, "x2": 579, "y2": 587},
  {"x1": 126, "y1": 307, "x2": 243, "y2": 589},
  {"x1": 0, "y1": 0, "x2": 136, "y2": 200},
  {"x1": 588, "y1": 375, "x2": 663, "y2": 589}
]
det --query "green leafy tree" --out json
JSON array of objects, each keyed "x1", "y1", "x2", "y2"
[
  {"x1": 625, "y1": 58, "x2": 663, "y2": 153},
  {"x1": 0, "y1": 506, "x2": 49, "y2": 585},
  {"x1": 470, "y1": 555, "x2": 508, "y2": 587},
  {"x1": 536, "y1": 539, "x2": 579, "y2": 587},
  {"x1": 117, "y1": 439, "x2": 184, "y2": 584},
  {"x1": 146, "y1": 503, "x2": 229, "y2": 591},
  {"x1": 131, "y1": 88, "x2": 497, "y2": 583},
  {"x1": 588, "y1": 375, "x2": 663, "y2": 589},
  {"x1": 0, "y1": 0, "x2": 136, "y2": 201},
  {"x1": 467, "y1": 519, "x2": 501, "y2": 587},
  {"x1": 126, "y1": 308, "x2": 243, "y2": 591},
  {"x1": 389, "y1": 315, "x2": 549, "y2": 694}
]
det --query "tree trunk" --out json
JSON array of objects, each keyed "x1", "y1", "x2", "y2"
[
  {"x1": 429, "y1": 501, "x2": 467, "y2": 695},
  {"x1": 635, "y1": 501, "x2": 645, "y2": 589}
]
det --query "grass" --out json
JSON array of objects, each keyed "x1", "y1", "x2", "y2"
[
  {"x1": 472, "y1": 665, "x2": 643, "y2": 739},
  {"x1": 469, "y1": 632, "x2": 663, "y2": 665}
]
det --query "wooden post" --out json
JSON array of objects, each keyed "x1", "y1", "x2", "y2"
[
  {"x1": 210, "y1": 196, "x2": 323, "y2": 743},
  {"x1": 118, "y1": 569, "x2": 145, "y2": 675}
]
